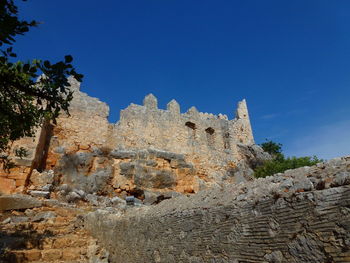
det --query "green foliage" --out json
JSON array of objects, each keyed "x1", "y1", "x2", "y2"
[
  {"x1": 260, "y1": 140, "x2": 282, "y2": 156},
  {"x1": 254, "y1": 140, "x2": 322, "y2": 178},
  {"x1": 0, "y1": 0, "x2": 83, "y2": 169},
  {"x1": 0, "y1": 0, "x2": 38, "y2": 47}
]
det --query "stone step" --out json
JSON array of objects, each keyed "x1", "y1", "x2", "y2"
[
  {"x1": 0, "y1": 206, "x2": 105, "y2": 263},
  {"x1": 48, "y1": 234, "x2": 91, "y2": 249},
  {"x1": 1, "y1": 233, "x2": 91, "y2": 250}
]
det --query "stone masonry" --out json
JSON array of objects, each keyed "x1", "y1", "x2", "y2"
[{"x1": 0, "y1": 77, "x2": 267, "y2": 199}]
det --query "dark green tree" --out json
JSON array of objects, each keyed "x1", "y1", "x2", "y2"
[
  {"x1": 260, "y1": 140, "x2": 282, "y2": 156},
  {"x1": 254, "y1": 140, "x2": 322, "y2": 178},
  {"x1": 0, "y1": 0, "x2": 83, "y2": 169}
]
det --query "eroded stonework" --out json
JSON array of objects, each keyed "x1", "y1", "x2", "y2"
[{"x1": 0, "y1": 77, "x2": 268, "y2": 200}]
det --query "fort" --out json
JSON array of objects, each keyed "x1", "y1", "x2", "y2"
[
  {"x1": 0, "y1": 78, "x2": 349, "y2": 263},
  {"x1": 0, "y1": 77, "x2": 267, "y2": 200}
]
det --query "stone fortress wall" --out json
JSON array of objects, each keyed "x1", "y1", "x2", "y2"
[
  {"x1": 49, "y1": 77, "x2": 254, "y2": 152},
  {"x1": 0, "y1": 77, "x2": 268, "y2": 201}
]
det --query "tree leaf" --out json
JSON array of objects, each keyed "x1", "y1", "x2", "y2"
[
  {"x1": 64, "y1": 55, "x2": 73, "y2": 63},
  {"x1": 43, "y1": 60, "x2": 50, "y2": 68},
  {"x1": 23, "y1": 63, "x2": 30, "y2": 71}
]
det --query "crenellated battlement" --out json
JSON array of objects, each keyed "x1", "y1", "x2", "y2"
[
  {"x1": 120, "y1": 93, "x2": 250, "y2": 126},
  {"x1": 113, "y1": 94, "x2": 254, "y2": 175},
  {"x1": 133, "y1": 93, "x2": 239, "y2": 121}
]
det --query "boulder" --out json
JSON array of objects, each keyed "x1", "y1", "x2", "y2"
[{"x1": 237, "y1": 143, "x2": 271, "y2": 168}]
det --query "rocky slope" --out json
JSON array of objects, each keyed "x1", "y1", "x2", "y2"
[{"x1": 86, "y1": 156, "x2": 350, "y2": 263}]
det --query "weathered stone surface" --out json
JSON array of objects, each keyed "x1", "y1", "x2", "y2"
[
  {"x1": 110, "y1": 150, "x2": 137, "y2": 159},
  {"x1": 55, "y1": 152, "x2": 114, "y2": 195},
  {"x1": 85, "y1": 194, "x2": 113, "y2": 207},
  {"x1": 166, "y1": 99, "x2": 180, "y2": 115},
  {"x1": 0, "y1": 194, "x2": 109, "y2": 263},
  {"x1": 134, "y1": 169, "x2": 176, "y2": 189},
  {"x1": 31, "y1": 211, "x2": 56, "y2": 222},
  {"x1": 237, "y1": 143, "x2": 272, "y2": 168},
  {"x1": 28, "y1": 190, "x2": 50, "y2": 199},
  {"x1": 86, "y1": 156, "x2": 350, "y2": 263},
  {"x1": 111, "y1": 196, "x2": 126, "y2": 207},
  {"x1": 0, "y1": 177, "x2": 16, "y2": 194},
  {"x1": 29, "y1": 170, "x2": 54, "y2": 187},
  {"x1": 0, "y1": 194, "x2": 42, "y2": 211},
  {"x1": 1, "y1": 80, "x2": 262, "y2": 197},
  {"x1": 143, "y1": 93, "x2": 158, "y2": 109},
  {"x1": 148, "y1": 149, "x2": 184, "y2": 161},
  {"x1": 65, "y1": 191, "x2": 81, "y2": 203},
  {"x1": 9, "y1": 216, "x2": 29, "y2": 223}
]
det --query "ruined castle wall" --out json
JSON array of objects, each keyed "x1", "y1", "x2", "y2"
[
  {"x1": 44, "y1": 78, "x2": 111, "y2": 169},
  {"x1": 44, "y1": 87, "x2": 257, "y2": 188},
  {"x1": 53, "y1": 77, "x2": 110, "y2": 149},
  {"x1": 1, "y1": 78, "x2": 258, "y2": 195},
  {"x1": 0, "y1": 78, "x2": 111, "y2": 194},
  {"x1": 111, "y1": 94, "x2": 254, "y2": 177},
  {"x1": 114, "y1": 95, "x2": 254, "y2": 153},
  {"x1": 86, "y1": 157, "x2": 350, "y2": 263}
]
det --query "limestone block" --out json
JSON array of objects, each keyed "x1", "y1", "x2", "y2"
[
  {"x1": 0, "y1": 194, "x2": 42, "y2": 211},
  {"x1": 29, "y1": 190, "x2": 50, "y2": 199},
  {"x1": 41, "y1": 249, "x2": 62, "y2": 261},
  {"x1": 9, "y1": 216, "x2": 29, "y2": 223},
  {"x1": 148, "y1": 149, "x2": 184, "y2": 161},
  {"x1": 30, "y1": 169, "x2": 54, "y2": 187},
  {"x1": 22, "y1": 250, "x2": 41, "y2": 261},
  {"x1": 0, "y1": 177, "x2": 16, "y2": 194},
  {"x1": 110, "y1": 150, "x2": 137, "y2": 159},
  {"x1": 31, "y1": 211, "x2": 56, "y2": 222}
]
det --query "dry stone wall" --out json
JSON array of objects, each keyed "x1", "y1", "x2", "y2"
[{"x1": 86, "y1": 156, "x2": 350, "y2": 263}]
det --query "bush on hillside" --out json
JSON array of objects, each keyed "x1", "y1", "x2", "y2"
[{"x1": 254, "y1": 140, "x2": 322, "y2": 178}]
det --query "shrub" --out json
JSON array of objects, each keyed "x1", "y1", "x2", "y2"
[{"x1": 254, "y1": 140, "x2": 322, "y2": 178}]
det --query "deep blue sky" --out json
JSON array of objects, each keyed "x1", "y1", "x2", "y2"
[{"x1": 14, "y1": 0, "x2": 350, "y2": 159}]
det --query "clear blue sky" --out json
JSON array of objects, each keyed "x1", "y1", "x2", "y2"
[{"x1": 14, "y1": 0, "x2": 350, "y2": 159}]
